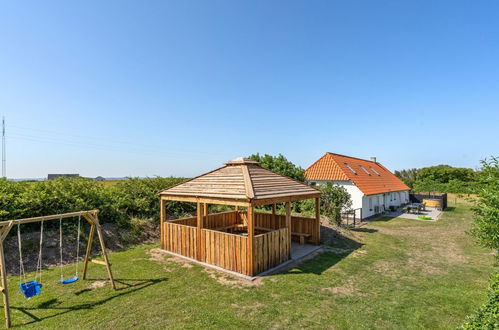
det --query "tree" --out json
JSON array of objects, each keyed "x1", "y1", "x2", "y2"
[
  {"x1": 394, "y1": 168, "x2": 419, "y2": 188},
  {"x1": 318, "y1": 182, "x2": 352, "y2": 225},
  {"x1": 470, "y1": 157, "x2": 499, "y2": 252},
  {"x1": 248, "y1": 153, "x2": 305, "y2": 182}
]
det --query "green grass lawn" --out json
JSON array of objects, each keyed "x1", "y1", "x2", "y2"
[{"x1": 1, "y1": 204, "x2": 495, "y2": 329}]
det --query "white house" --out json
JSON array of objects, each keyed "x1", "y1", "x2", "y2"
[{"x1": 305, "y1": 153, "x2": 410, "y2": 219}]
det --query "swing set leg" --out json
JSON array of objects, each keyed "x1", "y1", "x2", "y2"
[
  {"x1": 82, "y1": 214, "x2": 116, "y2": 290},
  {"x1": 0, "y1": 244, "x2": 11, "y2": 328}
]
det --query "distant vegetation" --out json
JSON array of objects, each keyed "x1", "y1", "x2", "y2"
[
  {"x1": 395, "y1": 164, "x2": 481, "y2": 194},
  {"x1": 248, "y1": 153, "x2": 305, "y2": 181},
  {"x1": 0, "y1": 177, "x2": 192, "y2": 227}
]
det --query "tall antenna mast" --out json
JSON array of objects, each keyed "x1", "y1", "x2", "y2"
[{"x1": 2, "y1": 116, "x2": 5, "y2": 178}]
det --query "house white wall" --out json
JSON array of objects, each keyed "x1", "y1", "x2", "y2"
[
  {"x1": 308, "y1": 179, "x2": 410, "y2": 219},
  {"x1": 308, "y1": 180, "x2": 364, "y2": 212}
]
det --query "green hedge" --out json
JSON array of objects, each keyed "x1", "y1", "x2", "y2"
[
  {"x1": 0, "y1": 177, "x2": 193, "y2": 227},
  {"x1": 462, "y1": 271, "x2": 499, "y2": 329}
]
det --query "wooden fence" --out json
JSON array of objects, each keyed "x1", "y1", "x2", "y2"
[
  {"x1": 253, "y1": 228, "x2": 290, "y2": 275},
  {"x1": 201, "y1": 229, "x2": 249, "y2": 275},
  {"x1": 162, "y1": 211, "x2": 317, "y2": 276},
  {"x1": 163, "y1": 222, "x2": 198, "y2": 259},
  {"x1": 204, "y1": 211, "x2": 238, "y2": 229}
]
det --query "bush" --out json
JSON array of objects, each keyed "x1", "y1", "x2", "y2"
[
  {"x1": 462, "y1": 272, "x2": 499, "y2": 329},
  {"x1": 0, "y1": 177, "x2": 192, "y2": 228}
]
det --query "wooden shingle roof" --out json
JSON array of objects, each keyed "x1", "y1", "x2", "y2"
[
  {"x1": 161, "y1": 157, "x2": 320, "y2": 203},
  {"x1": 305, "y1": 153, "x2": 410, "y2": 195}
]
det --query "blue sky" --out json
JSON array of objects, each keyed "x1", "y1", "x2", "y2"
[{"x1": 1, "y1": 0, "x2": 498, "y2": 178}]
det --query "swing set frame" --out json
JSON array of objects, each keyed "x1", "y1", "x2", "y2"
[{"x1": 0, "y1": 210, "x2": 115, "y2": 328}]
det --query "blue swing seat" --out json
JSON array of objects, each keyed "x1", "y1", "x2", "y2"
[
  {"x1": 19, "y1": 281, "x2": 42, "y2": 298},
  {"x1": 60, "y1": 276, "x2": 79, "y2": 284}
]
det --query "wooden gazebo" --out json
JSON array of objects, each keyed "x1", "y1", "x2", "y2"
[{"x1": 159, "y1": 157, "x2": 321, "y2": 276}]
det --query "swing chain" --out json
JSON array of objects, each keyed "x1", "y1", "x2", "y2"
[
  {"x1": 75, "y1": 215, "x2": 81, "y2": 276},
  {"x1": 17, "y1": 223, "x2": 27, "y2": 285},
  {"x1": 35, "y1": 220, "x2": 44, "y2": 284},
  {"x1": 59, "y1": 216, "x2": 63, "y2": 281}
]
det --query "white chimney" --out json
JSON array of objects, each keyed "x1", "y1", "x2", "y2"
[{"x1": 370, "y1": 157, "x2": 377, "y2": 163}]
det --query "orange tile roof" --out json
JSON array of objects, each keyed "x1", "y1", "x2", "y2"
[{"x1": 305, "y1": 153, "x2": 410, "y2": 195}]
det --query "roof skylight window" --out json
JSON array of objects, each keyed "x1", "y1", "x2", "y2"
[
  {"x1": 359, "y1": 165, "x2": 371, "y2": 175},
  {"x1": 369, "y1": 167, "x2": 381, "y2": 176},
  {"x1": 344, "y1": 162, "x2": 357, "y2": 175}
]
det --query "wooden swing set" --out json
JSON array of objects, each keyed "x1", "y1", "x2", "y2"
[{"x1": 0, "y1": 210, "x2": 115, "y2": 328}]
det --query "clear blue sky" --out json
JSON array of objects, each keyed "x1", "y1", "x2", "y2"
[{"x1": 1, "y1": 1, "x2": 498, "y2": 178}]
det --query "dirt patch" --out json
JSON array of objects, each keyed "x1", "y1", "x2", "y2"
[
  {"x1": 322, "y1": 279, "x2": 366, "y2": 297},
  {"x1": 203, "y1": 268, "x2": 262, "y2": 288},
  {"x1": 371, "y1": 260, "x2": 403, "y2": 278},
  {"x1": 147, "y1": 248, "x2": 193, "y2": 269},
  {"x1": 89, "y1": 280, "x2": 107, "y2": 289}
]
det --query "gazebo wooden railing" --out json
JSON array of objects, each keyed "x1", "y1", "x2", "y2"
[
  {"x1": 162, "y1": 210, "x2": 320, "y2": 275},
  {"x1": 159, "y1": 158, "x2": 321, "y2": 277}
]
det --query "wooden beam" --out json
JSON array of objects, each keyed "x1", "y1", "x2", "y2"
[
  {"x1": 241, "y1": 165, "x2": 255, "y2": 199},
  {"x1": 0, "y1": 243, "x2": 10, "y2": 328},
  {"x1": 272, "y1": 204, "x2": 276, "y2": 226},
  {"x1": 82, "y1": 224, "x2": 95, "y2": 280},
  {"x1": 251, "y1": 193, "x2": 322, "y2": 206},
  {"x1": 203, "y1": 203, "x2": 208, "y2": 217},
  {"x1": 247, "y1": 205, "x2": 254, "y2": 276},
  {"x1": 160, "y1": 199, "x2": 166, "y2": 249},
  {"x1": 0, "y1": 222, "x2": 13, "y2": 244},
  {"x1": 285, "y1": 202, "x2": 292, "y2": 259},
  {"x1": 161, "y1": 195, "x2": 250, "y2": 207},
  {"x1": 4, "y1": 210, "x2": 99, "y2": 225},
  {"x1": 90, "y1": 259, "x2": 110, "y2": 266},
  {"x1": 315, "y1": 197, "x2": 321, "y2": 244},
  {"x1": 91, "y1": 214, "x2": 116, "y2": 290},
  {"x1": 196, "y1": 201, "x2": 203, "y2": 261}
]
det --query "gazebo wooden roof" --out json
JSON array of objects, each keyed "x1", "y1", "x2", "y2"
[{"x1": 160, "y1": 157, "x2": 321, "y2": 206}]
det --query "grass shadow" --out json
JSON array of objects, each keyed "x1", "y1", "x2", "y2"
[
  {"x1": 282, "y1": 225, "x2": 365, "y2": 276},
  {"x1": 9, "y1": 277, "x2": 168, "y2": 327}
]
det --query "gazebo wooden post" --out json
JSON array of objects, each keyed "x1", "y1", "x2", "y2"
[
  {"x1": 285, "y1": 201, "x2": 292, "y2": 259},
  {"x1": 247, "y1": 204, "x2": 254, "y2": 276},
  {"x1": 160, "y1": 198, "x2": 166, "y2": 249},
  {"x1": 315, "y1": 197, "x2": 321, "y2": 244},
  {"x1": 272, "y1": 204, "x2": 276, "y2": 227},
  {"x1": 196, "y1": 201, "x2": 204, "y2": 262}
]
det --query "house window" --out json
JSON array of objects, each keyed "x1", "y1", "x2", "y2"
[
  {"x1": 359, "y1": 165, "x2": 371, "y2": 175},
  {"x1": 369, "y1": 167, "x2": 381, "y2": 176},
  {"x1": 310, "y1": 182, "x2": 317, "y2": 186},
  {"x1": 344, "y1": 162, "x2": 357, "y2": 175},
  {"x1": 369, "y1": 197, "x2": 373, "y2": 210}
]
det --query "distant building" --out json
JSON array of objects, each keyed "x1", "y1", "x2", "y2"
[
  {"x1": 305, "y1": 153, "x2": 410, "y2": 219},
  {"x1": 47, "y1": 174, "x2": 80, "y2": 180},
  {"x1": 94, "y1": 176, "x2": 106, "y2": 181}
]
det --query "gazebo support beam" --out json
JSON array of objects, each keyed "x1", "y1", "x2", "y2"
[
  {"x1": 285, "y1": 202, "x2": 291, "y2": 259},
  {"x1": 160, "y1": 199, "x2": 166, "y2": 249},
  {"x1": 315, "y1": 197, "x2": 321, "y2": 244},
  {"x1": 247, "y1": 205, "x2": 254, "y2": 276},
  {"x1": 196, "y1": 201, "x2": 204, "y2": 261}
]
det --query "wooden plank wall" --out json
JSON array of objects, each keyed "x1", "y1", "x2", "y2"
[
  {"x1": 201, "y1": 229, "x2": 249, "y2": 275},
  {"x1": 169, "y1": 216, "x2": 197, "y2": 226},
  {"x1": 204, "y1": 211, "x2": 239, "y2": 229},
  {"x1": 163, "y1": 222, "x2": 198, "y2": 259},
  {"x1": 253, "y1": 228, "x2": 290, "y2": 275},
  {"x1": 290, "y1": 215, "x2": 320, "y2": 244},
  {"x1": 251, "y1": 212, "x2": 319, "y2": 244},
  {"x1": 254, "y1": 212, "x2": 285, "y2": 229}
]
